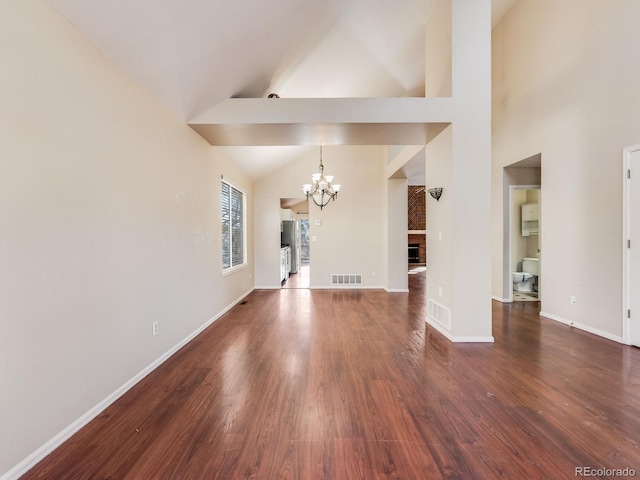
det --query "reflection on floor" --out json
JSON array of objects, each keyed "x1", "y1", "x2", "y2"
[
  {"x1": 513, "y1": 291, "x2": 539, "y2": 302},
  {"x1": 409, "y1": 266, "x2": 426, "y2": 274},
  {"x1": 282, "y1": 264, "x2": 310, "y2": 289}
]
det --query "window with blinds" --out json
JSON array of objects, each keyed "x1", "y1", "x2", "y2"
[{"x1": 221, "y1": 180, "x2": 246, "y2": 272}]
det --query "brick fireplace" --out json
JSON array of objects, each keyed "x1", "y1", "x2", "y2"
[
  {"x1": 408, "y1": 186, "x2": 426, "y2": 265},
  {"x1": 408, "y1": 234, "x2": 426, "y2": 264}
]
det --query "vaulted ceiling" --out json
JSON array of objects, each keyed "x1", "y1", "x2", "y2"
[{"x1": 44, "y1": 0, "x2": 517, "y2": 179}]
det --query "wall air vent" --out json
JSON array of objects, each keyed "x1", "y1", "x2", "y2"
[
  {"x1": 331, "y1": 274, "x2": 362, "y2": 286},
  {"x1": 427, "y1": 298, "x2": 451, "y2": 330}
]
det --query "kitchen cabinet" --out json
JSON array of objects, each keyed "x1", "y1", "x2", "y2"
[
  {"x1": 280, "y1": 247, "x2": 290, "y2": 283},
  {"x1": 280, "y1": 209, "x2": 295, "y2": 221},
  {"x1": 522, "y1": 203, "x2": 538, "y2": 221},
  {"x1": 280, "y1": 209, "x2": 295, "y2": 233},
  {"x1": 521, "y1": 203, "x2": 539, "y2": 236}
]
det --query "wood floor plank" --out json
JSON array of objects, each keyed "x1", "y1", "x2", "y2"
[{"x1": 20, "y1": 274, "x2": 640, "y2": 479}]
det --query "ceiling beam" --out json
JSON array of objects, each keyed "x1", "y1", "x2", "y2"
[{"x1": 188, "y1": 97, "x2": 453, "y2": 146}]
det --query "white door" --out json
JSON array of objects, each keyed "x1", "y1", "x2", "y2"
[{"x1": 630, "y1": 149, "x2": 640, "y2": 347}]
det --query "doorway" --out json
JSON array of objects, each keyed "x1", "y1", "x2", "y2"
[
  {"x1": 623, "y1": 144, "x2": 640, "y2": 346},
  {"x1": 509, "y1": 186, "x2": 541, "y2": 302},
  {"x1": 280, "y1": 198, "x2": 310, "y2": 289},
  {"x1": 502, "y1": 155, "x2": 542, "y2": 303},
  {"x1": 285, "y1": 218, "x2": 310, "y2": 288}
]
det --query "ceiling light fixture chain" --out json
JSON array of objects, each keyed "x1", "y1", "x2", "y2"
[{"x1": 302, "y1": 146, "x2": 341, "y2": 210}]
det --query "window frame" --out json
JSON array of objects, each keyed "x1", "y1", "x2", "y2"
[{"x1": 221, "y1": 178, "x2": 247, "y2": 276}]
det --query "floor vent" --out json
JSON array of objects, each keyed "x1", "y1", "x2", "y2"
[
  {"x1": 331, "y1": 274, "x2": 362, "y2": 286},
  {"x1": 428, "y1": 298, "x2": 451, "y2": 330}
]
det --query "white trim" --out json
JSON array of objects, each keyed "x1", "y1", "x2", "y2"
[
  {"x1": 385, "y1": 288, "x2": 410, "y2": 293},
  {"x1": 425, "y1": 317, "x2": 453, "y2": 340},
  {"x1": 425, "y1": 318, "x2": 494, "y2": 343},
  {"x1": 452, "y1": 336, "x2": 495, "y2": 343},
  {"x1": 221, "y1": 179, "x2": 248, "y2": 274},
  {"x1": 221, "y1": 262, "x2": 248, "y2": 277},
  {"x1": 539, "y1": 311, "x2": 624, "y2": 344},
  {"x1": 259, "y1": 286, "x2": 403, "y2": 292},
  {"x1": 2, "y1": 288, "x2": 255, "y2": 480},
  {"x1": 492, "y1": 295, "x2": 511, "y2": 303},
  {"x1": 310, "y1": 286, "x2": 385, "y2": 290},
  {"x1": 622, "y1": 144, "x2": 640, "y2": 345}
]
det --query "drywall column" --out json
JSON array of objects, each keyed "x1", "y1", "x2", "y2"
[
  {"x1": 387, "y1": 179, "x2": 409, "y2": 292},
  {"x1": 450, "y1": 0, "x2": 492, "y2": 339},
  {"x1": 424, "y1": 0, "x2": 452, "y2": 98},
  {"x1": 425, "y1": 126, "x2": 454, "y2": 330}
]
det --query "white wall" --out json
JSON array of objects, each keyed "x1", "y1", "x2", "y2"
[
  {"x1": 386, "y1": 179, "x2": 409, "y2": 292},
  {"x1": 492, "y1": 0, "x2": 640, "y2": 340},
  {"x1": 424, "y1": 0, "x2": 452, "y2": 98},
  {"x1": 0, "y1": 1, "x2": 253, "y2": 477},
  {"x1": 254, "y1": 146, "x2": 386, "y2": 289},
  {"x1": 426, "y1": 126, "x2": 454, "y2": 312}
]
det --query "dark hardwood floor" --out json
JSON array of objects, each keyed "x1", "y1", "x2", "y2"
[{"x1": 22, "y1": 272, "x2": 640, "y2": 479}]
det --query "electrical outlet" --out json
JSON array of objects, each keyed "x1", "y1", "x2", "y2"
[
  {"x1": 438, "y1": 286, "x2": 443, "y2": 298},
  {"x1": 569, "y1": 295, "x2": 576, "y2": 305},
  {"x1": 152, "y1": 321, "x2": 159, "y2": 336}
]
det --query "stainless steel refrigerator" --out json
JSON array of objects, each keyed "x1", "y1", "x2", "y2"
[{"x1": 281, "y1": 220, "x2": 300, "y2": 274}]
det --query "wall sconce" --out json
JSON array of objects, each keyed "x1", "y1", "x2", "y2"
[{"x1": 428, "y1": 188, "x2": 443, "y2": 201}]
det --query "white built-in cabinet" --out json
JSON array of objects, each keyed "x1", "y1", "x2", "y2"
[
  {"x1": 280, "y1": 209, "x2": 295, "y2": 221},
  {"x1": 521, "y1": 203, "x2": 539, "y2": 236},
  {"x1": 280, "y1": 247, "x2": 290, "y2": 283},
  {"x1": 280, "y1": 208, "x2": 294, "y2": 232}
]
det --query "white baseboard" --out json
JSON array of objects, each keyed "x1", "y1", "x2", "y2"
[
  {"x1": 539, "y1": 311, "x2": 624, "y2": 344},
  {"x1": 385, "y1": 289, "x2": 410, "y2": 293},
  {"x1": 425, "y1": 317, "x2": 453, "y2": 340},
  {"x1": 310, "y1": 285, "x2": 385, "y2": 290},
  {"x1": 257, "y1": 286, "x2": 388, "y2": 291},
  {"x1": 424, "y1": 318, "x2": 494, "y2": 343},
  {"x1": 492, "y1": 295, "x2": 511, "y2": 303},
  {"x1": 1, "y1": 288, "x2": 255, "y2": 480},
  {"x1": 452, "y1": 335, "x2": 495, "y2": 343}
]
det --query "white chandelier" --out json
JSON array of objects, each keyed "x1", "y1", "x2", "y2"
[{"x1": 302, "y1": 146, "x2": 341, "y2": 210}]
